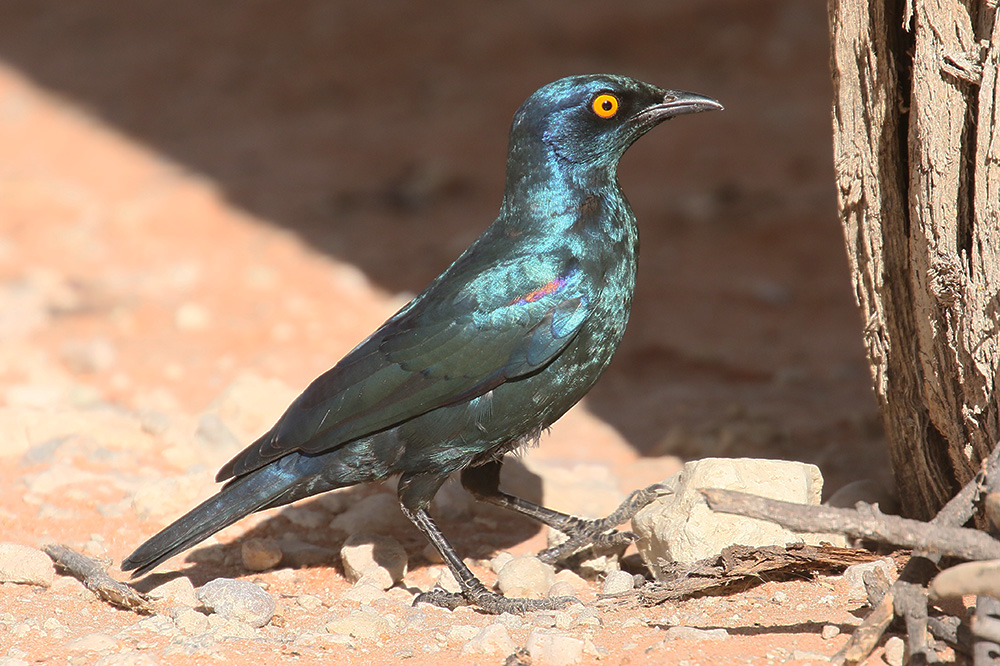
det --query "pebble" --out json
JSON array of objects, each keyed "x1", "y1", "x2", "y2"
[
  {"x1": 241, "y1": 538, "x2": 283, "y2": 571},
  {"x1": 435, "y1": 567, "x2": 461, "y2": 594},
  {"x1": 65, "y1": 632, "x2": 119, "y2": 653},
  {"x1": 197, "y1": 578, "x2": 275, "y2": 628},
  {"x1": 330, "y1": 493, "x2": 415, "y2": 536},
  {"x1": 663, "y1": 626, "x2": 730, "y2": 641},
  {"x1": 490, "y1": 551, "x2": 514, "y2": 574},
  {"x1": 207, "y1": 614, "x2": 257, "y2": 640},
  {"x1": 883, "y1": 636, "x2": 905, "y2": 666},
  {"x1": 340, "y1": 533, "x2": 407, "y2": 590},
  {"x1": 0, "y1": 543, "x2": 55, "y2": 586},
  {"x1": 822, "y1": 624, "x2": 841, "y2": 640},
  {"x1": 497, "y1": 555, "x2": 554, "y2": 599},
  {"x1": 91, "y1": 652, "x2": 159, "y2": 666},
  {"x1": 171, "y1": 608, "x2": 211, "y2": 635},
  {"x1": 296, "y1": 594, "x2": 324, "y2": 611},
  {"x1": 771, "y1": 590, "x2": 788, "y2": 604},
  {"x1": 325, "y1": 610, "x2": 392, "y2": 640},
  {"x1": 462, "y1": 623, "x2": 516, "y2": 655},
  {"x1": 844, "y1": 559, "x2": 896, "y2": 602},
  {"x1": 446, "y1": 624, "x2": 480, "y2": 643},
  {"x1": 341, "y1": 581, "x2": 386, "y2": 604},
  {"x1": 601, "y1": 569, "x2": 634, "y2": 595},
  {"x1": 526, "y1": 628, "x2": 585, "y2": 665},
  {"x1": 146, "y1": 576, "x2": 200, "y2": 608},
  {"x1": 548, "y1": 581, "x2": 577, "y2": 598}
]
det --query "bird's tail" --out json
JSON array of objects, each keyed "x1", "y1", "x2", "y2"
[{"x1": 121, "y1": 458, "x2": 313, "y2": 578}]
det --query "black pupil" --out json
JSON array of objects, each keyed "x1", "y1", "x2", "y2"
[{"x1": 601, "y1": 99, "x2": 613, "y2": 111}]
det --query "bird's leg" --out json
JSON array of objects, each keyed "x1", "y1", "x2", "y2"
[
  {"x1": 398, "y1": 472, "x2": 576, "y2": 614},
  {"x1": 461, "y1": 460, "x2": 668, "y2": 565}
]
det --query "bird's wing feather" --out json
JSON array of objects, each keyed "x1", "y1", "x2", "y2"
[{"x1": 216, "y1": 254, "x2": 590, "y2": 481}]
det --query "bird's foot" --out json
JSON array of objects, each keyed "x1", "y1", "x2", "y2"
[
  {"x1": 413, "y1": 584, "x2": 578, "y2": 615},
  {"x1": 538, "y1": 482, "x2": 670, "y2": 565}
]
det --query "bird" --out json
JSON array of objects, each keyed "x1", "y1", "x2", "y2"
[{"x1": 121, "y1": 74, "x2": 722, "y2": 614}]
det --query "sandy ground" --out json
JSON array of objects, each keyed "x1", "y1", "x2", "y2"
[{"x1": 0, "y1": 2, "x2": 924, "y2": 664}]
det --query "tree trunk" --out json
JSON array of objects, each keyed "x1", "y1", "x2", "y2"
[{"x1": 829, "y1": 0, "x2": 1000, "y2": 520}]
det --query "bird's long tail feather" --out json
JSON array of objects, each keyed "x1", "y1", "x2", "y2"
[{"x1": 121, "y1": 460, "x2": 305, "y2": 578}]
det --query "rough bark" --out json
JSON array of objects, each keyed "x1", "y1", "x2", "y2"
[{"x1": 829, "y1": 0, "x2": 1000, "y2": 519}]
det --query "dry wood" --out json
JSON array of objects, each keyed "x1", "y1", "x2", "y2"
[
  {"x1": 830, "y1": 0, "x2": 1000, "y2": 523},
  {"x1": 638, "y1": 543, "x2": 876, "y2": 605},
  {"x1": 701, "y1": 489, "x2": 1000, "y2": 560},
  {"x1": 42, "y1": 544, "x2": 152, "y2": 614}
]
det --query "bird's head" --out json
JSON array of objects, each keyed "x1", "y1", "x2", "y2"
[{"x1": 508, "y1": 74, "x2": 722, "y2": 180}]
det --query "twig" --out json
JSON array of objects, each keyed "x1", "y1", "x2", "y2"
[
  {"x1": 42, "y1": 544, "x2": 152, "y2": 614},
  {"x1": 700, "y1": 489, "x2": 1000, "y2": 560},
  {"x1": 833, "y1": 588, "x2": 895, "y2": 664}
]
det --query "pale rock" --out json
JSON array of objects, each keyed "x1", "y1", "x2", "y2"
[
  {"x1": 633, "y1": 458, "x2": 842, "y2": 571},
  {"x1": 329, "y1": 493, "x2": 416, "y2": 537},
  {"x1": 663, "y1": 626, "x2": 730, "y2": 640},
  {"x1": 844, "y1": 559, "x2": 896, "y2": 603},
  {"x1": 297, "y1": 594, "x2": 324, "y2": 611},
  {"x1": 0, "y1": 543, "x2": 54, "y2": 586},
  {"x1": 526, "y1": 628, "x2": 584, "y2": 665},
  {"x1": 435, "y1": 567, "x2": 462, "y2": 594},
  {"x1": 93, "y1": 652, "x2": 159, "y2": 666},
  {"x1": 446, "y1": 624, "x2": 480, "y2": 643},
  {"x1": 490, "y1": 551, "x2": 514, "y2": 574},
  {"x1": 341, "y1": 581, "x2": 386, "y2": 604},
  {"x1": 884, "y1": 636, "x2": 905, "y2": 666},
  {"x1": 547, "y1": 581, "x2": 577, "y2": 599},
  {"x1": 146, "y1": 576, "x2": 200, "y2": 608},
  {"x1": 462, "y1": 623, "x2": 516, "y2": 655},
  {"x1": 206, "y1": 614, "x2": 257, "y2": 639},
  {"x1": 60, "y1": 337, "x2": 116, "y2": 374},
  {"x1": 497, "y1": 555, "x2": 554, "y2": 599},
  {"x1": 601, "y1": 569, "x2": 634, "y2": 595},
  {"x1": 822, "y1": 624, "x2": 841, "y2": 640},
  {"x1": 197, "y1": 578, "x2": 275, "y2": 628},
  {"x1": 171, "y1": 608, "x2": 210, "y2": 635},
  {"x1": 241, "y1": 538, "x2": 283, "y2": 571},
  {"x1": 325, "y1": 610, "x2": 392, "y2": 640},
  {"x1": 340, "y1": 533, "x2": 407, "y2": 590},
  {"x1": 553, "y1": 568, "x2": 589, "y2": 593}
]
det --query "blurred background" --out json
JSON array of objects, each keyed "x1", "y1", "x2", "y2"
[{"x1": 0, "y1": 0, "x2": 888, "y2": 492}]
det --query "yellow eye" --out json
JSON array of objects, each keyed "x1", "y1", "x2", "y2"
[{"x1": 591, "y1": 93, "x2": 619, "y2": 119}]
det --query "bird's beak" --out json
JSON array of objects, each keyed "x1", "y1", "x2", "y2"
[{"x1": 638, "y1": 90, "x2": 724, "y2": 124}]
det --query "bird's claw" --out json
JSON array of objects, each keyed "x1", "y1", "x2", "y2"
[
  {"x1": 538, "y1": 482, "x2": 669, "y2": 564},
  {"x1": 413, "y1": 586, "x2": 578, "y2": 615}
]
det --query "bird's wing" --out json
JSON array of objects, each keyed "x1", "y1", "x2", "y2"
[{"x1": 216, "y1": 254, "x2": 590, "y2": 481}]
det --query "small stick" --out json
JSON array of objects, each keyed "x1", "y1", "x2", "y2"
[
  {"x1": 42, "y1": 544, "x2": 152, "y2": 614},
  {"x1": 700, "y1": 489, "x2": 1000, "y2": 560},
  {"x1": 833, "y1": 587, "x2": 895, "y2": 664}
]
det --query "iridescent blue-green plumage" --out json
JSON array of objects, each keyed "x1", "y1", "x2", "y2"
[{"x1": 122, "y1": 74, "x2": 721, "y2": 612}]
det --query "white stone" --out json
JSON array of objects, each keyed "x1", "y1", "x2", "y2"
[
  {"x1": 0, "y1": 543, "x2": 54, "y2": 586},
  {"x1": 526, "y1": 628, "x2": 584, "y2": 665},
  {"x1": 146, "y1": 576, "x2": 200, "y2": 607},
  {"x1": 329, "y1": 493, "x2": 416, "y2": 537},
  {"x1": 241, "y1": 538, "x2": 283, "y2": 571},
  {"x1": 884, "y1": 636, "x2": 905, "y2": 666},
  {"x1": 844, "y1": 558, "x2": 896, "y2": 603},
  {"x1": 497, "y1": 555, "x2": 554, "y2": 599},
  {"x1": 340, "y1": 533, "x2": 407, "y2": 590},
  {"x1": 663, "y1": 626, "x2": 730, "y2": 640},
  {"x1": 325, "y1": 610, "x2": 392, "y2": 640},
  {"x1": 632, "y1": 458, "x2": 841, "y2": 570},
  {"x1": 197, "y1": 578, "x2": 275, "y2": 628},
  {"x1": 601, "y1": 570, "x2": 634, "y2": 595},
  {"x1": 65, "y1": 632, "x2": 118, "y2": 652},
  {"x1": 462, "y1": 623, "x2": 516, "y2": 655}
]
